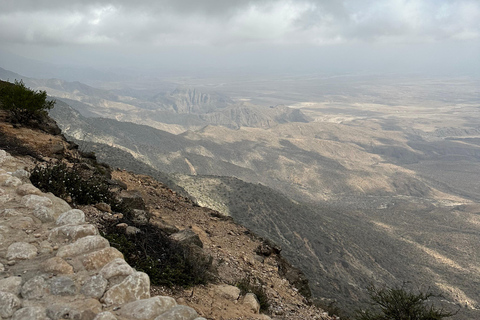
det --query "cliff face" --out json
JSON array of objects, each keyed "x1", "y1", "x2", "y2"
[{"x1": 0, "y1": 110, "x2": 334, "y2": 319}]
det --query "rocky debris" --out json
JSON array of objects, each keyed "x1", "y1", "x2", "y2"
[
  {"x1": 119, "y1": 190, "x2": 146, "y2": 210},
  {"x1": 214, "y1": 284, "x2": 241, "y2": 301},
  {"x1": 170, "y1": 229, "x2": 203, "y2": 248},
  {"x1": 243, "y1": 293, "x2": 260, "y2": 314},
  {"x1": 95, "y1": 202, "x2": 112, "y2": 213},
  {"x1": 0, "y1": 150, "x2": 205, "y2": 320}
]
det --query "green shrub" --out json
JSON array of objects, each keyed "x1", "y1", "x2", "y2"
[
  {"x1": 29, "y1": 162, "x2": 120, "y2": 209},
  {"x1": 236, "y1": 277, "x2": 270, "y2": 312},
  {"x1": 103, "y1": 224, "x2": 214, "y2": 287},
  {"x1": 356, "y1": 284, "x2": 456, "y2": 320},
  {"x1": 0, "y1": 80, "x2": 55, "y2": 124}
]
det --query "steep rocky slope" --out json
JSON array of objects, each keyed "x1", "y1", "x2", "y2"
[{"x1": 0, "y1": 107, "x2": 334, "y2": 319}]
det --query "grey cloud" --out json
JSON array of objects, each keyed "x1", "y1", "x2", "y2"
[{"x1": 0, "y1": 0, "x2": 478, "y2": 48}]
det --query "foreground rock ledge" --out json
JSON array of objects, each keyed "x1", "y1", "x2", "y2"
[{"x1": 0, "y1": 149, "x2": 207, "y2": 320}]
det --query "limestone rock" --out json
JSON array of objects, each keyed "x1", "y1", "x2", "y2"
[
  {"x1": 49, "y1": 276, "x2": 77, "y2": 295},
  {"x1": 81, "y1": 275, "x2": 108, "y2": 299},
  {"x1": 42, "y1": 193, "x2": 72, "y2": 219},
  {"x1": 0, "y1": 276, "x2": 22, "y2": 295},
  {"x1": 9, "y1": 217, "x2": 34, "y2": 229},
  {"x1": 243, "y1": 293, "x2": 260, "y2": 314},
  {"x1": 170, "y1": 229, "x2": 203, "y2": 248},
  {"x1": 6, "y1": 242, "x2": 37, "y2": 260},
  {"x1": 0, "y1": 149, "x2": 7, "y2": 163},
  {"x1": 82, "y1": 247, "x2": 124, "y2": 270},
  {"x1": 214, "y1": 284, "x2": 240, "y2": 301},
  {"x1": 48, "y1": 224, "x2": 98, "y2": 242},
  {"x1": 153, "y1": 305, "x2": 198, "y2": 320},
  {"x1": 2, "y1": 176, "x2": 22, "y2": 187},
  {"x1": 0, "y1": 262, "x2": 4, "y2": 272},
  {"x1": 11, "y1": 306, "x2": 47, "y2": 320},
  {"x1": 56, "y1": 235, "x2": 109, "y2": 258},
  {"x1": 56, "y1": 209, "x2": 86, "y2": 226},
  {"x1": 126, "y1": 226, "x2": 141, "y2": 235},
  {"x1": 0, "y1": 291, "x2": 22, "y2": 318},
  {"x1": 119, "y1": 190, "x2": 145, "y2": 210},
  {"x1": 151, "y1": 218, "x2": 179, "y2": 235},
  {"x1": 100, "y1": 258, "x2": 134, "y2": 280},
  {"x1": 102, "y1": 272, "x2": 150, "y2": 306},
  {"x1": 16, "y1": 184, "x2": 41, "y2": 196},
  {"x1": 46, "y1": 299, "x2": 101, "y2": 320},
  {"x1": 12, "y1": 169, "x2": 30, "y2": 180},
  {"x1": 21, "y1": 195, "x2": 53, "y2": 208},
  {"x1": 21, "y1": 276, "x2": 48, "y2": 300},
  {"x1": 33, "y1": 206, "x2": 55, "y2": 223},
  {"x1": 1, "y1": 208, "x2": 22, "y2": 217},
  {"x1": 94, "y1": 311, "x2": 118, "y2": 320},
  {"x1": 95, "y1": 202, "x2": 112, "y2": 213},
  {"x1": 116, "y1": 296, "x2": 177, "y2": 320},
  {"x1": 42, "y1": 257, "x2": 74, "y2": 274}
]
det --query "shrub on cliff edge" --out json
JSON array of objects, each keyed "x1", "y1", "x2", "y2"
[{"x1": 0, "y1": 80, "x2": 55, "y2": 124}]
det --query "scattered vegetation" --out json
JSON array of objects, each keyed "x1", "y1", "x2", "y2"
[
  {"x1": 0, "y1": 80, "x2": 55, "y2": 124},
  {"x1": 236, "y1": 276, "x2": 270, "y2": 312},
  {"x1": 104, "y1": 224, "x2": 214, "y2": 287},
  {"x1": 29, "y1": 162, "x2": 122, "y2": 210},
  {"x1": 29, "y1": 161, "x2": 214, "y2": 288},
  {"x1": 355, "y1": 284, "x2": 456, "y2": 320}
]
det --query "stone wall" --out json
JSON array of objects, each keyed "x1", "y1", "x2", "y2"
[{"x1": 0, "y1": 149, "x2": 205, "y2": 320}]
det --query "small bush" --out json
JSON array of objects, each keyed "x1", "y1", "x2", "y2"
[
  {"x1": 356, "y1": 284, "x2": 456, "y2": 320},
  {"x1": 0, "y1": 80, "x2": 55, "y2": 124},
  {"x1": 30, "y1": 162, "x2": 121, "y2": 209},
  {"x1": 236, "y1": 277, "x2": 270, "y2": 312},
  {"x1": 103, "y1": 224, "x2": 214, "y2": 287}
]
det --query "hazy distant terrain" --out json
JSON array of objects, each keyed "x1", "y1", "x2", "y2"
[{"x1": 2, "y1": 67, "x2": 480, "y2": 318}]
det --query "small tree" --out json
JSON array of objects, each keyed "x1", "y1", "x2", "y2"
[
  {"x1": 0, "y1": 80, "x2": 55, "y2": 124},
  {"x1": 356, "y1": 284, "x2": 455, "y2": 320}
]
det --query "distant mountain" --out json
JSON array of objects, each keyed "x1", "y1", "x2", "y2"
[{"x1": 152, "y1": 86, "x2": 233, "y2": 114}]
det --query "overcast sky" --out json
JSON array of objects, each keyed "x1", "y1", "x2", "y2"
[{"x1": 1, "y1": 0, "x2": 479, "y2": 77}]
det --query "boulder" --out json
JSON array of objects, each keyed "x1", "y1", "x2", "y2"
[
  {"x1": 0, "y1": 276, "x2": 22, "y2": 295},
  {"x1": 48, "y1": 224, "x2": 98, "y2": 242},
  {"x1": 6, "y1": 242, "x2": 37, "y2": 260},
  {"x1": 33, "y1": 205, "x2": 55, "y2": 222},
  {"x1": 21, "y1": 195, "x2": 52, "y2": 208},
  {"x1": 243, "y1": 293, "x2": 260, "y2": 314},
  {"x1": 48, "y1": 276, "x2": 77, "y2": 296},
  {"x1": 42, "y1": 257, "x2": 74, "y2": 274},
  {"x1": 11, "y1": 306, "x2": 47, "y2": 320},
  {"x1": 170, "y1": 229, "x2": 203, "y2": 248},
  {"x1": 214, "y1": 284, "x2": 240, "y2": 301},
  {"x1": 21, "y1": 276, "x2": 48, "y2": 300},
  {"x1": 102, "y1": 272, "x2": 150, "y2": 306},
  {"x1": 56, "y1": 235, "x2": 109, "y2": 258},
  {"x1": 100, "y1": 258, "x2": 134, "y2": 280},
  {"x1": 82, "y1": 247, "x2": 124, "y2": 270},
  {"x1": 81, "y1": 275, "x2": 108, "y2": 299},
  {"x1": 55, "y1": 209, "x2": 86, "y2": 225},
  {"x1": 116, "y1": 296, "x2": 177, "y2": 320},
  {"x1": 0, "y1": 291, "x2": 22, "y2": 318},
  {"x1": 153, "y1": 305, "x2": 198, "y2": 320}
]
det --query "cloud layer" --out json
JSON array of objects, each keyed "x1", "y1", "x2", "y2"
[{"x1": 1, "y1": 0, "x2": 479, "y2": 47}]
